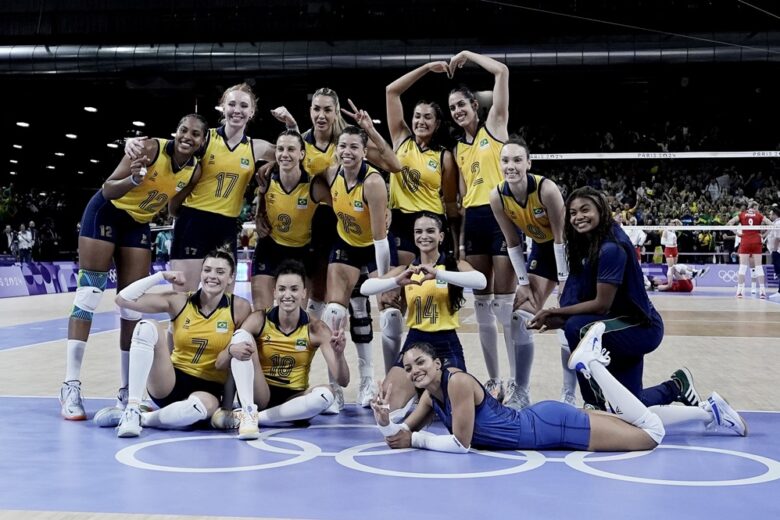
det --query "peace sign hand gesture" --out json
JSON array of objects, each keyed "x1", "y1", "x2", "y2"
[
  {"x1": 329, "y1": 315, "x2": 347, "y2": 356},
  {"x1": 341, "y1": 98, "x2": 375, "y2": 133},
  {"x1": 370, "y1": 381, "x2": 392, "y2": 426}
]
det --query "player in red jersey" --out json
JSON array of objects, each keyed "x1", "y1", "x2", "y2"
[{"x1": 727, "y1": 201, "x2": 766, "y2": 298}]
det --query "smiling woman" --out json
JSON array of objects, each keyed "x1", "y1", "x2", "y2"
[{"x1": 59, "y1": 114, "x2": 208, "y2": 421}]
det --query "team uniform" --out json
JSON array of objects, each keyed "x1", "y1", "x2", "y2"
[
  {"x1": 456, "y1": 125, "x2": 507, "y2": 256},
  {"x1": 661, "y1": 230, "x2": 678, "y2": 258},
  {"x1": 667, "y1": 279, "x2": 694, "y2": 293},
  {"x1": 390, "y1": 137, "x2": 447, "y2": 253},
  {"x1": 302, "y1": 129, "x2": 339, "y2": 258},
  {"x1": 81, "y1": 139, "x2": 196, "y2": 249},
  {"x1": 396, "y1": 257, "x2": 465, "y2": 370},
  {"x1": 172, "y1": 127, "x2": 254, "y2": 259},
  {"x1": 431, "y1": 369, "x2": 590, "y2": 450},
  {"x1": 257, "y1": 307, "x2": 317, "y2": 408},
  {"x1": 737, "y1": 209, "x2": 764, "y2": 255},
  {"x1": 153, "y1": 290, "x2": 237, "y2": 407},
  {"x1": 329, "y1": 161, "x2": 397, "y2": 272},
  {"x1": 252, "y1": 170, "x2": 318, "y2": 277},
  {"x1": 496, "y1": 176, "x2": 557, "y2": 281},
  {"x1": 560, "y1": 223, "x2": 678, "y2": 408}
]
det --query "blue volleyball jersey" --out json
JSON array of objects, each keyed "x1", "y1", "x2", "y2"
[
  {"x1": 429, "y1": 369, "x2": 590, "y2": 450},
  {"x1": 560, "y1": 223, "x2": 654, "y2": 323}
]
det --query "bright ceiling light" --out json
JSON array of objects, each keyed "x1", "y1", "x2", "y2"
[
  {"x1": 90, "y1": 159, "x2": 99, "y2": 163},
  {"x1": 107, "y1": 143, "x2": 119, "y2": 149},
  {"x1": 65, "y1": 133, "x2": 77, "y2": 139},
  {"x1": 13, "y1": 144, "x2": 22, "y2": 149},
  {"x1": 16, "y1": 122, "x2": 30, "y2": 128},
  {"x1": 9, "y1": 159, "x2": 18, "y2": 164},
  {"x1": 54, "y1": 152, "x2": 65, "y2": 157},
  {"x1": 84, "y1": 106, "x2": 98, "y2": 113},
  {"x1": 46, "y1": 165, "x2": 55, "y2": 169},
  {"x1": 77, "y1": 171, "x2": 84, "y2": 175},
  {"x1": 9, "y1": 171, "x2": 16, "y2": 175},
  {"x1": 132, "y1": 121, "x2": 146, "y2": 127}
]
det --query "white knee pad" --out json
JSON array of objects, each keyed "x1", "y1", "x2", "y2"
[
  {"x1": 131, "y1": 320, "x2": 159, "y2": 350},
  {"x1": 324, "y1": 302, "x2": 349, "y2": 335},
  {"x1": 511, "y1": 309, "x2": 535, "y2": 344},
  {"x1": 474, "y1": 294, "x2": 495, "y2": 327},
  {"x1": 72, "y1": 285, "x2": 104, "y2": 319},
  {"x1": 231, "y1": 328, "x2": 256, "y2": 347},
  {"x1": 311, "y1": 386, "x2": 335, "y2": 413},
  {"x1": 119, "y1": 307, "x2": 143, "y2": 321},
  {"x1": 738, "y1": 264, "x2": 748, "y2": 275},
  {"x1": 753, "y1": 265, "x2": 764, "y2": 277},
  {"x1": 635, "y1": 410, "x2": 665, "y2": 445},
  {"x1": 380, "y1": 308, "x2": 404, "y2": 337},
  {"x1": 491, "y1": 294, "x2": 514, "y2": 326}
]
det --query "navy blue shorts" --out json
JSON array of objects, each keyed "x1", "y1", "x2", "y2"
[
  {"x1": 463, "y1": 205, "x2": 507, "y2": 257},
  {"x1": 329, "y1": 234, "x2": 398, "y2": 273},
  {"x1": 266, "y1": 384, "x2": 305, "y2": 409},
  {"x1": 527, "y1": 240, "x2": 558, "y2": 282},
  {"x1": 396, "y1": 329, "x2": 466, "y2": 371},
  {"x1": 252, "y1": 236, "x2": 315, "y2": 278},
  {"x1": 80, "y1": 191, "x2": 152, "y2": 249},
  {"x1": 149, "y1": 367, "x2": 224, "y2": 408},
  {"x1": 171, "y1": 206, "x2": 239, "y2": 260},
  {"x1": 519, "y1": 400, "x2": 591, "y2": 450}
]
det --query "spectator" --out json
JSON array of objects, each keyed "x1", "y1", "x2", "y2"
[{"x1": 17, "y1": 223, "x2": 33, "y2": 263}]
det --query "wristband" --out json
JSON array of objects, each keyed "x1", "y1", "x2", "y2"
[
  {"x1": 129, "y1": 175, "x2": 141, "y2": 186},
  {"x1": 553, "y1": 242, "x2": 569, "y2": 282},
  {"x1": 377, "y1": 421, "x2": 410, "y2": 437}
]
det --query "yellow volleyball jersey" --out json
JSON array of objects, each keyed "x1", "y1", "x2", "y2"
[
  {"x1": 303, "y1": 129, "x2": 337, "y2": 176},
  {"x1": 330, "y1": 162, "x2": 378, "y2": 247},
  {"x1": 455, "y1": 125, "x2": 504, "y2": 208},
  {"x1": 111, "y1": 139, "x2": 196, "y2": 224},
  {"x1": 390, "y1": 137, "x2": 445, "y2": 214},
  {"x1": 257, "y1": 307, "x2": 315, "y2": 391},
  {"x1": 497, "y1": 176, "x2": 554, "y2": 243},
  {"x1": 184, "y1": 126, "x2": 255, "y2": 217},
  {"x1": 171, "y1": 291, "x2": 236, "y2": 384},
  {"x1": 404, "y1": 259, "x2": 459, "y2": 332},
  {"x1": 265, "y1": 170, "x2": 317, "y2": 247}
]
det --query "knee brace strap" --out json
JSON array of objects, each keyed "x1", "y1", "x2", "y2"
[
  {"x1": 71, "y1": 269, "x2": 108, "y2": 321},
  {"x1": 349, "y1": 296, "x2": 373, "y2": 343}
]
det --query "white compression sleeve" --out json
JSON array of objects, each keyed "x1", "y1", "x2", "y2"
[
  {"x1": 360, "y1": 276, "x2": 400, "y2": 296},
  {"x1": 374, "y1": 238, "x2": 391, "y2": 276},
  {"x1": 507, "y1": 245, "x2": 529, "y2": 285},
  {"x1": 411, "y1": 431, "x2": 470, "y2": 453},
  {"x1": 553, "y1": 242, "x2": 568, "y2": 282},
  {"x1": 119, "y1": 272, "x2": 165, "y2": 301},
  {"x1": 434, "y1": 269, "x2": 487, "y2": 289}
]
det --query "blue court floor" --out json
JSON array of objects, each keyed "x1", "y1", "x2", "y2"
[{"x1": 1, "y1": 397, "x2": 778, "y2": 519}]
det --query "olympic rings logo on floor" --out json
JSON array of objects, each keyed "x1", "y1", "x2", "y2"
[
  {"x1": 718, "y1": 270, "x2": 738, "y2": 282},
  {"x1": 114, "y1": 424, "x2": 780, "y2": 487}
]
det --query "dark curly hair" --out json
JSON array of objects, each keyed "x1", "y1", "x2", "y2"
[{"x1": 564, "y1": 186, "x2": 616, "y2": 275}]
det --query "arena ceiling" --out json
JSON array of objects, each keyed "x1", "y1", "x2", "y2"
[{"x1": 2, "y1": 0, "x2": 779, "y2": 188}]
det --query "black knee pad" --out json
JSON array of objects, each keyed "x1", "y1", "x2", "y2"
[{"x1": 348, "y1": 294, "x2": 373, "y2": 344}]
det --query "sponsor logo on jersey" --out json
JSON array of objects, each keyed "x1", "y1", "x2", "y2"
[
  {"x1": 209, "y1": 154, "x2": 216, "y2": 165},
  {"x1": 175, "y1": 181, "x2": 187, "y2": 192},
  {"x1": 353, "y1": 200, "x2": 364, "y2": 211},
  {"x1": 297, "y1": 197, "x2": 308, "y2": 209},
  {"x1": 479, "y1": 138, "x2": 489, "y2": 148},
  {"x1": 533, "y1": 207, "x2": 546, "y2": 216},
  {"x1": 240, "y1": 158, "x2": 251, "y2": 169},
  {"x1": 183, "y1": 318, "x2": 191, "y2": 329},
  {"x1": 216, "y1": 321, "x2": 229, "y2": 333},
  {"x1": 427, "y1": 159, "x2": 438, "y2": 171},
  {"x1": 295, "y1": 338, "x2": 308, "y2": 351}
]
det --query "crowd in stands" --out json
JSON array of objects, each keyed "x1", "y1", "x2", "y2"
[{"x1": 3, "y1": 118, "x2": 778, "y2": 264}]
